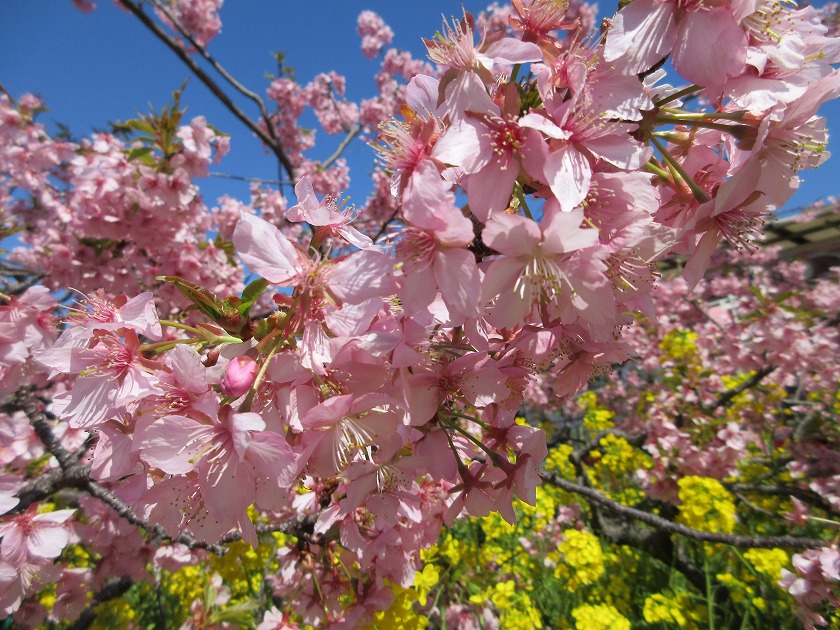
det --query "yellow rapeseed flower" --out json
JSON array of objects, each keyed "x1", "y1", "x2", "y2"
[
  {"x1": 677, "y1": 476, "x2": 737, "y2": 534},
  {"x1": 571, "y1": 603, "x2": 631, "y2": 630},
  {"x1": 555, "y1": 529, "x2": 604, "y2": 590},
  {"x1": 743, "y1": 548, "x2": 789, "y2": 579}
]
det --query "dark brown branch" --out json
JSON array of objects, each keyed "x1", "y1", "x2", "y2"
[
  {"x1": 541, "y1": 472, "x2": 827, "y2": 549},
  {"x1": 11, "y1": 388, "x2": 322, "y2": 556},
  {"x1": 13, "y1": 463, "x2": 91, "y2": 513},
  {"x1": 15, "y1": 388, "x2": 76, "y2": 471},
  {"x1": 727, "y1": 483, "x2": 837, "y2": 514},
  {"x1": 372, "y1": 207, "x2": 400, "y2": 244},
  {"x1": 69, "y1": 576, "x2": 134, "y2": 630},
  {"x1": 701, "y1": 365, "x2": 776, "y2": 414},
  {"x1": 117, "y1": 0, "x2": 296, "y2": 182}
]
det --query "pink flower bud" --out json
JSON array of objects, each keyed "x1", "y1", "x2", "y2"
[{"x1": 221, "y1": 356, "x2": 258, "y2": 398}]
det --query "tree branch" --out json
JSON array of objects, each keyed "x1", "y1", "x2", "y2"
[
  {"x1": 727, "y1": 483, "x2": 837, "y2": 514},
  {"x1": 321, "y1": 123, "x2": 363, "y2": 169},
  {"x1": 701, "y1": 365, "x2": 776, "y2": 414},
  {"x1": 146, "y1": 0, "x2": 286, "y2": 156},
  {"x1": 117, "y1": 0, "x2": 296, "y2": 182},
  {"x1": 10, "y1": 387, "x2": 322, "y2": 557},
  {"x1": 541, "y1": 472, "x2": 827, "y2": 549},
  {"x1": 69, "y1": 576, "x2": 134, "y2": 630}
]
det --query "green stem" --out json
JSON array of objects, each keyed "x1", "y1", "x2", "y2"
[
  {"x1": 520, "y1": 194, "x2": 534, "y2": 220},
  {"x1": 654, "y1": 84, "x2": 702, "y2": 107},
  {"x1": 449, "y1": 423, "x2": 503, "y2": 466},
  {"x1": 655, "y1": 116, "x2": 746, "y2": 134},
  {"x1": 648, "y1": 134, "x2": 710, "y2": 203},
  {"x1": 139, "y1": 338, "x2": 203, "y2": 354},
  {"x1": 240, "y1": 338, "x2": 283, "y2": 412},
  {"x1": 643, "y1": 160, "x2": 672, "y2": 181},
  {"x1": 451, "y1": 410, "x2": 490, "y2": 429},
  {"x1": 160, "y1": 319, "x2": 202, "y2": 334},
  {"x1": 705, "y1": 552, "x2": 716, "y2": 630},
  {"x1": 659, "y1": 108, "x2": 747, "y2": 121}
]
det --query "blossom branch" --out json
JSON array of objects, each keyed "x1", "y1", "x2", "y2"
[
  {"x1": 208, "y1": 171, "x2": 292, "y2": 186},
  {"x1": 117, "y1": 0, "x2": 296, "y2": 182},
  {"x1": 148, "y1": 0, "x2": 277, "y2": 132}
]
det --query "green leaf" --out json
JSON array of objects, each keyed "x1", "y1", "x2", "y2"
[
  {"x1": 209, "y1": 600, "x2": 259, "y2": 624},
  {"x1": 156, "y1": 275, "x2": 222, "y2": 321},
  {"x1": 237, "y1": 277, "x2": 270, "y2": 317},
  {"x1": 126, "y1": 146, "x2": 155, "y2": 163},
  {"x1": 214, "y1": 233, "x2": 237, "y2": 266},
  {"x1": 124, "y1": 118, "x2": 156, "y2": 136}
]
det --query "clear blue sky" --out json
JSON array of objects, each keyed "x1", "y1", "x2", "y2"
[{"x1": 1, "y1": 1, "x2": 838, "y2": 212}]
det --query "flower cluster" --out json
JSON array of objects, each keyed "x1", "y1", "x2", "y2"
[{"x1": 677, "y1": 476, "x2": 738, "y2": 534}]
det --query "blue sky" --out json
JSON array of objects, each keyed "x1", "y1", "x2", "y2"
[{"x1": 2, "y1": 1, "x2": 839, "y2": 213}]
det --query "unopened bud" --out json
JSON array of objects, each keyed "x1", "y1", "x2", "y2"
[{"x1": 221, "y1": 356, "x2": 258, "y2": 398}]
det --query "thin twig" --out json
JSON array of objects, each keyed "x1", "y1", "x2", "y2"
[
  {"x1": 321, "y1": 123, "x2": 363, "y2": 169},
  {"x1": 117, "y1": 0, "x2": 295, "y2": 182},
  {"x1": 69, "y1": 576, "x2": 134, "y2": 630},
  {"x1": 727, "y1": 483, "x2": 836, "y2": 514},
  {"x1": 208, "y1": 171, "x2": 292, "y2": 186},
  {"x1": 372, "y1": 207, "x2": 400, "y2": 244},
  {"x1": 149, "y1": 0, "x2": 280, "y2": 147}
]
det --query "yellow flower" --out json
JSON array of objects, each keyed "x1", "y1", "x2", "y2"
[
  {"x1": 571, "y1": 603, "x2": 630, "y2": 630},
  {"x1": 642, "y1": 592, "x2": 704, "y2": 628},
  {"x1": 367, "y1": 584, "x2": 429, "y2": 630},
  {"x1": 491, "y1": 580, "x2": 517, "y2": 610},
  {"x1": 555, "y1": 529, "x2": 604, "y2": 590},
  {"x1": 545, "y1": 444, "x2": 576, "y2": 479},
  {"x1": 413, "y1": 563, "x2": 439, "y2": 606},
  {"x1": 743, "y1": 548, "x2": 789, "y2": 579},
  {"x1": 588, "y1": 435, "x2": 651, "y2": 505},
  {"x1": 659, "y1": 329, "x2": 699, "y2": 361},
  {"x1": 677, "y1": 476, "x2": 737, "y2": 534}
]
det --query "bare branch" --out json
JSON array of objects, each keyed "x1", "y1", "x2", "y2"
[
  {"x1": 701, "y1": 365, "x2": 776, "y2": 414},
  {"x1": 321, "y1": 124, "x2": 363, "y2": 169},
  {"x1": 372, "y1": 207, "x2": 400, "y2": 244},
  {"x1": 10, "y1": 387, "x2": 322, "y2": 556},
  {"x1": 208, "y1": 171, "x2": 292, "y2": 186},
  {"x1": 727, "y1": 483, "x2": 837, "y2": 514},
  {"x1": 69, "y1": 576, "x2": 134, "y2": 630},
  {"x1": 541, "y1": 472, "x2": 827, "y2": 549},
  {"x1": 148, "y1": 0, "x2": 279, "y2": 141}
]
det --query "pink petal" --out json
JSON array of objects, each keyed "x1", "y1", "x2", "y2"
[
  {"x1": 544, "y1": 144, "x2": 592, "y2": 212},
  {"x1": 27, "y1": 526, "x2": 69, "y2": 559},
  {"x1": 247, "y1": 432, "x2": 298, "y2": 486},
  {"x1": 464, "y1": 159, "x2": 520, "y2": 220},
  {"x1": 233, "y1": 212, "x2": 303, "y2": 285},
  {"x1": 483, "y1": 38, "x2": 543, "y2": 65},
  {"x1": 329, "y1": 251, "x2": 398, "y2": 304},
  {"x1": 138, "y1": 415, "x2": 207, "y2": 474},
  {"x1": 603, "y1": 0, "x2": 677, "y2": 74},
  {"x1": 482, "y1": 212, "x2": 541, "y2": 257},
  {"x1": 673, "y1": 9, "x2": 747, "y2": 88},
  {"x1": 434, "y1": 249, "x2": 481, "y2": 319}
]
